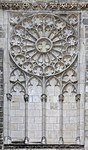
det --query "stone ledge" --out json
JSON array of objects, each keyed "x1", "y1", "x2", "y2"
[{"x1": 4, "y1": 144, "x2": 84, "y2": 149}]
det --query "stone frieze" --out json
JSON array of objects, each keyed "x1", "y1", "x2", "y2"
[{"x1": 0, "y1": 2, "x2": 88, "y2": 11}]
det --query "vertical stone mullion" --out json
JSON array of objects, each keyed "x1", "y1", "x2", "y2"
[
  {"x1": 6, "y1": 93, "x2": 12, "y2": 144},
  {"x1": 24, "y1": 94, "x2": 29, "y2": 144},
  {"x1": 59, "y1": 94, "x2": 64, "y2": 144},
  {"x1": 41, "y1": 94, "x2": 47, "y2": 144},
  {"x1": 76, "y1": 94, "x2": 81, "y2": 144},
  {"x1": 0, "y1": 50, "x2": 3, "y2": 149}
]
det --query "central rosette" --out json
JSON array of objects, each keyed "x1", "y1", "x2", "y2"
[{"x1": 36, "y1": 38, "x2": 52, "y2": 53}]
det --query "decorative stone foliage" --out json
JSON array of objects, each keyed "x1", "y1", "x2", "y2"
[{"x1": 1, "y1": 2, "x2": 88, "y2": 11}]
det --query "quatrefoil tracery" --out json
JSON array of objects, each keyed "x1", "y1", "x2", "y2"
[{"x1": 10, "y1": 13, "x2": 78, "y2": 77}]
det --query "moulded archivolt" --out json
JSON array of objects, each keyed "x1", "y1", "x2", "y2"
[{"x1": 10, "y1": 13, "x2": 78, "y2": 77}]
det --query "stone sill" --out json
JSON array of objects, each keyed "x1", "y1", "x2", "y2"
[{"x1": 4, "y1": 144, "x2": 84, "y2": 149}]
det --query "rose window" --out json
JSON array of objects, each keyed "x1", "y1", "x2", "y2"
[{"x1": 10, "y1": 13, "x2": 78, "y2": 77}]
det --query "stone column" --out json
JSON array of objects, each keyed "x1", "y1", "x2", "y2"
[
  {"x1": 59, "y1": 94, "x2": 64, "y2": 144},
  {"x1": 24, "y1": 94, "x2": 29, "y2": 144},
  {"x1": 75, "y1": 94, "x2": 81, "y2": 144},
  {"x1": 6, "y1": 93, "x2": 12, "y2": 144},
  {"x1": 41, "y1": 94, "x2": 47, "y2": 144}
]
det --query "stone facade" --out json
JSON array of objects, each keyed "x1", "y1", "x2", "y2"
[{"x1": 0, "y1": 0, "x2": 87, "y2": 150}]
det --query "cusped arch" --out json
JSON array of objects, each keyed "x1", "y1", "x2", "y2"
[
  {"x1": 46, "y1": 76, "x2": 60, "y2": 87},
  {"x1": 62, "y1": 81, "x2": 77, "y2": 94},
  {"x1": 46, "y1": 76, "x2": 61, "y2": 96},
  {"x1": 11, "y1": 81, "x2": 26, "y2": 94},
  {"x1": 27, "y1": 76, "x2": 42, "y2": 96},
  {"x1": 27, "y1": 76, "x2": 42, "y2": 87}
]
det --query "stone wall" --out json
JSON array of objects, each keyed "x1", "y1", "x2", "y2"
[
  {"x1": 0, "y1": 0, "x2": 87, "y2": 150},
  {"x1": 83, "y1": 17, "x2": 88, "y2": 150},
  {"x1": 0, "y1": 12, "x2": 5, "y2": 150}
]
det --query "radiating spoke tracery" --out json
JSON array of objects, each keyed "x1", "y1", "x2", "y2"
[{"x1": 10, "y1": 13, "x2": 78, "y2": 77}]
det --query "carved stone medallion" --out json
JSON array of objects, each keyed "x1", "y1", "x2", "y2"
[{"x1": 10, "y1": 13, "x2": 78, "y2": 77}]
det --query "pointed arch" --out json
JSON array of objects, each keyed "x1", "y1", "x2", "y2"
[
  {"x1": 27, "y1": 76, "x2": 42, "y2": 96},
  {"x1": 27, "y1": 76, "x2": 42, "y2": 87},
  {"x1": 62, "y1": 81, "x2": 77, "y2": 143},
  {"x1": 11, "y1": 81, "x2": 26, "y2": 95},
  {"x1": 46, "y1": 76, "x2": 60, "y2": 87},
  {"x1": 62, "y1": 81, "x2": 77, "y2": 94}
]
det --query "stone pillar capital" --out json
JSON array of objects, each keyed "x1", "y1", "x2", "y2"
[
  {"x1": 6, "y1": 93, "x2": 12, "y2": 101},
  {"x1": 41, "y1": 94, "x2": 47, "y2": 102},
  {"x1": 75, "y1": 94, "x2": 81, "y2": 102},
  {"x1": 59, "y1": 94, "x2": 64, "y2": 102},
  {"x1": 24, "y1": 94, "x2": 29, "y2": 102}
]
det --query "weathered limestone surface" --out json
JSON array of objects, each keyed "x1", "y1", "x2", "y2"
[
  {"x1": 0, "y1": 0, "x2": 87, "y2": 150},
  {"x1": 0, "y1": 9, "x2": 5, "y2": 150}
]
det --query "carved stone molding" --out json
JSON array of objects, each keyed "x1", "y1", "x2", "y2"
[
  {"x1": 4, "y1": 143, "x2": 84, "y2": 149},
  {"x1": 0, "y1": 2, "x2": 88, "y2": 11}
]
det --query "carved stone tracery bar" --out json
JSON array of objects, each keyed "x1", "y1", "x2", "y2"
[
  {"x1": 75, "y1": 94, "x2": 81, "y2": 144},
  {"x1": 59, "y1": 94, "x2": 64, "y2": 144},
  {"x1": 41, "y1": 94, "x2": 47, "y2": 144},
  {"x1": 6, "y1": 93, "x2": 12, "y2": 144},
  {"x1": 24, "y1": 94, "x2": 29, "y2": 144}
]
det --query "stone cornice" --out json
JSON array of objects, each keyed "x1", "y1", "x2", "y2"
[{"x1": 0, "y1": 1, "x2": 88, "y2": 11}]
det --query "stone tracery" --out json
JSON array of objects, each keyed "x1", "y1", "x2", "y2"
[
  {"x1": 9, "y1": 12, "x2": 79, "y2": 144},
  {"x1": 10, "y1": 13, "x2": 78, "y2": 77}
]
